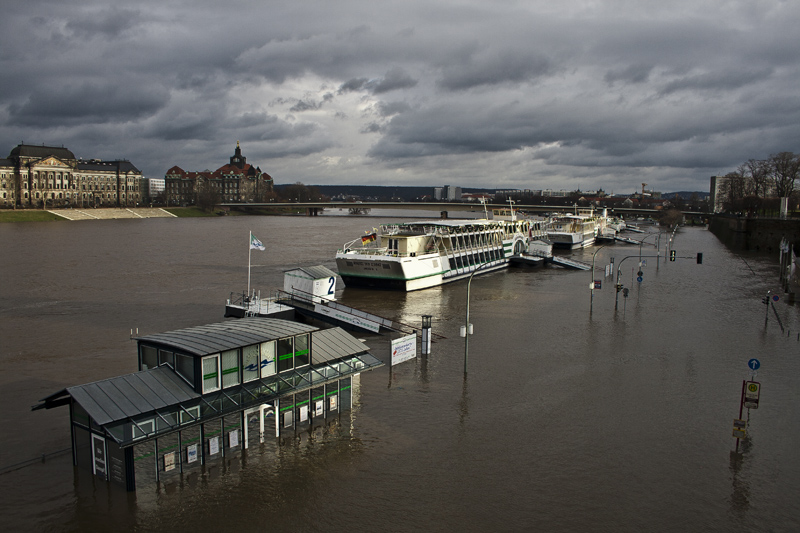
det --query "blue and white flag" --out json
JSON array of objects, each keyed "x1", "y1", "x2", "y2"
[{"x1": 250, "y1": 233, "x2": 265, "y2": 251}]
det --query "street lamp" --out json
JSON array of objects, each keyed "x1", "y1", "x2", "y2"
[
  {"x1": 590, "y1": 244, "x2": 609, "y2": 313},
  {"x1": 461, "y1": 263, "x2": 492, "y2": 375}
]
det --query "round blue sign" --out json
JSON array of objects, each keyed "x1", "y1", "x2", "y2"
[
  {"x1": 637, "y1": 276, "x2": 643, "y2": 282},
  {"x1": 748, "y1": 358, "x2": 760, "y2": 371}
]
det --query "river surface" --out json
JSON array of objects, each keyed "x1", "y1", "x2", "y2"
[{"x1": 1, "y1": 213, "x2": 799, "y2": 532}]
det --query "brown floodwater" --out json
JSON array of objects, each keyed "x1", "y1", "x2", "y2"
[{"x1": 1, "y1": 214, "x2": 799, "y2": 532}]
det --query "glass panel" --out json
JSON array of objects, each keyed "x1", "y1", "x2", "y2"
[
  {"x1": 72, "y1": 402, "x2": 90, "y2": 428},
  {"x1": 242, "y1": 344, "x2": 260, "y2": 383},
  {"x1": 157, "y1": 410, "x2": 178, "y2": 431},
  {"x1": 277, "y1": 338, "x2": 293, "y2": 372},
  {"x1": 202, "y1": 355, "x2": 220, "y2": 393},
  {"x1": 176, "y1": 354, "x2": 195, "y2": 386},
  {"x1": 294, "y1": 334, "x2": 309, "y2": 367},
  {"x1": 158, "y1": 350, "x2": 175, "y2": 368},
  {"x1": 260, "y1": 341, "x2": 276, "y2": 377},
  {"x1": 141, "y1": 346, "x2": 157, "y2": 370},
  {"x1": 180, "y1": 405, "x2": 200, "y2": 424},
  {"x1": 132, "y1": 419, "x2": 155, "y2": 440},
  {"x1": 221, "y1": 349, "x2": 240, "y2": 388}
]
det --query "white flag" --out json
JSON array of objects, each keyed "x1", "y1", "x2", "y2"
[{"x1": 250, "y1": 233, "x2": 265, "y2": 251}]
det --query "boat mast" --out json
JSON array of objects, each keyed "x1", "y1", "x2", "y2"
[{"x1": 507, "y1": 198, "x2": 516, "y2": 221}]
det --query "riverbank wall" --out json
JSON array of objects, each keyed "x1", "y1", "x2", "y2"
[
  {"x1": 709, "y1": 215, "x2": 799, "y2": 301},
  {"x1": 708, "y1": 215, "x2": 800, "y2": 252}
]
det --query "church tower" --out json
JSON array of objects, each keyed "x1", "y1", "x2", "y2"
[{"x1": 230, "y1": 141, "x2": 246, "y2": 169}]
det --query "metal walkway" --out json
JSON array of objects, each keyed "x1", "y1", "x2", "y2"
[{"x1": 551, "y1": 256, "x2": 593, "y2": 270}]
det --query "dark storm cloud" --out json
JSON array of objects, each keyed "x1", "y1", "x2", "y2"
[
  {"x1": 605, "y1": 64, "x2": 653, "y2": 85},
  {"x1": 1, "y1": 0, "x2": 799, "y2": 190},
  {"x1": 8, "y1": 82, "x2": 170, "y2": 127},
  {"x1": 659, "y1": 68, "x2": 774, "y2": 95},
  {"x1": 372, "y1": 67, "x2": 417, "y2": 94},
  {"x1": 437, "y1": 50, "x2": 553, "y2": 91},
  {"x1": 65, "y1": 7, "x2": 147, "y2": 40},
  {"x1": 377, "y1": 101, "x2": 411, "y2": 117}
]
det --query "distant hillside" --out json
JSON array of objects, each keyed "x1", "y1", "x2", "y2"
[{"x1": 276, "y1": 184, "x2": 708, "y2": 202}]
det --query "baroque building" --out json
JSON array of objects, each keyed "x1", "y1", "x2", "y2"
[
  {"x1": 0, "y1": 144, "x2": 142, "y2": 208},
  {"x1": 164, "y1": 142, "x2": 273, "y2": 206}
]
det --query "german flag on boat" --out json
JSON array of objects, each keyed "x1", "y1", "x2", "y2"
[{"x1": 361, "y1": 232, "x2": 377, "y2": 244}]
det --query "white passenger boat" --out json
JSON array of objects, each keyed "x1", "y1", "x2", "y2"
[
  {"x1": 546, "y1": 207, "x2": 599, "y2": 249},
  {"x1": 335, "y1": 214, "x2": 546, "y2": 291}
]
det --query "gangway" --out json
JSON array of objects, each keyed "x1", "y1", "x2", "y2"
[
  {"x1": 625, "y1": 225, "x2": 646, "y2": 233},
  {"x1": 276, "y1": 289, "x2": 447, "y2": 339},
  {"x1": 614, "y1": 235, "x2": 640, "y2": 244},
  {"x1": 551, "y1": 256, "x2": 592, "y2": 270}
]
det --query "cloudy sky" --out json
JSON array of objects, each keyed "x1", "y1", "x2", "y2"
[{"x1": 2, "y1": 0, "x2": 799, "y2": 194}]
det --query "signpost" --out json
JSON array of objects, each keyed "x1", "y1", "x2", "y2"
[
  {"x1": 744, "y1": 381, "x2": 761, "y2": 409},
  {"x1": 734, "y1": 359, "x2": 763, "y2": 453},
  {"x1": 391, "y1": 334, "x2": 417, "y2": 366}
]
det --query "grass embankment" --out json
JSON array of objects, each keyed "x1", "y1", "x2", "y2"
[
  {"x1": 164, "y1": 207, "x2": 219, "y2": 217},
  {"x1": 0, "y1": 211, "x2": 64, "y2": 222}
]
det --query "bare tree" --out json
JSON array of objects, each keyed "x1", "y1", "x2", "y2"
[
  {"x1": 721, "y1": 170, "x2": 747, "y2": 210},
  {"x1": 769, "y1": 152, "x2": 799, "y2": 198},
  {"x1": 197, "y1": 180, "x2": 222, "y2": 211},
  {"x1": 743, "y1": 159, "x2": 770, "y2": 198}
]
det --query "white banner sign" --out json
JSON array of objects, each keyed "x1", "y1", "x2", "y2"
[
  {"x1": 391, "y1": 334, "x2": 417, "y2": 366},
  {"x1": 187, "y1": 444, "x2": 198, "y2": 463},
  {"x1": 314, "y1": 304, "x2": 381, "y2": 333},
  {"x1": 209, "y1": 436, "x2": 219, "y2": 456}
]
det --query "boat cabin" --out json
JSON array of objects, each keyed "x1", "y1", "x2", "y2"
[{"x1": 32, "y1": 317, "x2": 383, "y2": 491}]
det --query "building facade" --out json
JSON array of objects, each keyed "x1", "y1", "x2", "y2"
[
  {"x1": 0, "y1": 144, "x2": 142, "y2": 208},
  {"x1": 164, "y1": 142, "x2": 273, "y2": 206}
]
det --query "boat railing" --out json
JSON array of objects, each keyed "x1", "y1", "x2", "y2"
[{"x1": 228, "y1": 290, "x2": 283, "y2": 316}]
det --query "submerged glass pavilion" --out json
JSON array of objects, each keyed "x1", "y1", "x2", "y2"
[{"x1": 33, "y1": 318, "x2": 383, "y2": 491}]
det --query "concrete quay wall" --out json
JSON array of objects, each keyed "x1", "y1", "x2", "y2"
[{"x1": 708, "y1": 215, "x2": 800, "y2": 253}]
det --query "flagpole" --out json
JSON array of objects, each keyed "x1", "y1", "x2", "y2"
[{"x1": 248, "y1": 231, "x2": 252, "y2": 295}]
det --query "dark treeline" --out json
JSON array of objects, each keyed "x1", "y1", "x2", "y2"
[{"x1": 718, "y1": 151, "x2": 800, "y2": 215}]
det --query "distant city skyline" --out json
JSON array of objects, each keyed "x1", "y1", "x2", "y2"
[{"x1": 2, "y1": 1, "x2": 799, "y2": 194}]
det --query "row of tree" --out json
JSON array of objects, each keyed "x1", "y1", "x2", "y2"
[{"x1": 720, "y1": 151, "x2": 800, "y2": 213}]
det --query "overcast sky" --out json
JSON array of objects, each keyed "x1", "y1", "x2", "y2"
[{"x1": 2, "y1": 1, "x2": 799, "y2": 194}]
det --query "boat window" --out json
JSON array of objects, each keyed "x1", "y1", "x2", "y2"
[
  {"x1": 277, "y1": 337, "x2": 294, "y2": 372},
  {"x1": 176, "y1": 354, "x2": 195, "y2": 386},
  {"x1": 132, "y1": 419, "x2": 155, "y2": 440},
  {"x1": 261, "y1": 341, "x2": 276, "y2": 377},
  {"x1": 158, "y1": 349, "x2": 174, "y2": 368},
  {"x1": 295, "y1": 334, "x2": 310, "y2": 368},
  {"x1": 179, "y1": 405, "x2": 200, "y2": 425},
  {"x1": 221, "y1": 349, "x2": 240, "y2": 388},
  {"x1": 242, "y1": 344, "x2": 260, "y2": 383},
  {"x1": 202, "y1": 355, "x2": 220, "y2": 393},
  {"x1": 141, "y1": 345, "x2": 157, "y2": 370}
]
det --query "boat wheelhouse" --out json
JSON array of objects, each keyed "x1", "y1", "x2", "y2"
[
  {"x1": 32, "y1": 317, "x2": 383, "y2": 491},
  {"x1": 336, "y1": 217, "x2": 545, "y2": 291}
]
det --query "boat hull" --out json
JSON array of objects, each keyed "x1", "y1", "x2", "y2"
[{"x1": 336, "y1": 252, "x2": 510, "y2": 291}]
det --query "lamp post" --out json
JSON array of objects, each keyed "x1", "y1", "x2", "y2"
[
  {"x1": 462, "y1": 263, "x2": 491, "y2": 376},
  {"x1": 590, "y1": 244, "x2": 609, "y2": 313}
]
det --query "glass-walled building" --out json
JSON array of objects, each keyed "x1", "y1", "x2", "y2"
[{"x1": 33, "y1": 318, "x2": 383, "y2": 491}]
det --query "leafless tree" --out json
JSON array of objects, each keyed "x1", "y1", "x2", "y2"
[
  {"x1": 768, "y1": 152, "x2": 799, "y2": 198},
  {"x1": 743, "y1": 159, "x2": 770, "y2": 198}
]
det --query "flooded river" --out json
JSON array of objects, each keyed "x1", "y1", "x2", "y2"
[{"x1": 1, "y1": 214, "x2": 799, "y2": 532}]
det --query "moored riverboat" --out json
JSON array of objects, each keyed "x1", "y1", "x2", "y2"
[
  {"x1": 335, "y1": 216, "x2": 545, "y2": 291},
  {"x1": 546, "y1": 207, "x2": 599, "y2": 249}
]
